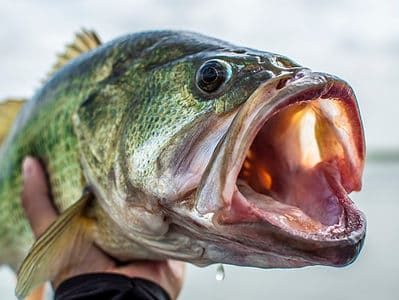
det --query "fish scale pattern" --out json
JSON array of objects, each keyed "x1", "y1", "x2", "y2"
[
  {"x1": 0, "y1": 30, "x2": 272, "y2": 272},
  {"x1": 0, "y1": 91, "x2": 85, "y2": 270}
]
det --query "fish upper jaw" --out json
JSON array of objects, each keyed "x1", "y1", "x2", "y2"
[{"x1": 194, "y1": 71, "x2": 366, "y2": 267}]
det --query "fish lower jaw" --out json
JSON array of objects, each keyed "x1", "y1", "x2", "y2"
[
  {"x1": 215, "y1": 179, "x2": 364, "y2": 243},
  {"x1": 209, "y1": 175, "x2": 365, "y2": 267}
]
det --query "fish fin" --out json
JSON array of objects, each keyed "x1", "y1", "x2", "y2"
[
  {"x1": 0, "y1": 98, "x2": 26, "y2": 145},
  {"x1": 16, "y1": 190, "x2": 96, "y2": 299},
  {"x1": 47, "y1": 29, "x2": 102, "y2": 78}
]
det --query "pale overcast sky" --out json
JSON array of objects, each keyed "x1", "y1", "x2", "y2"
[{"x1": 1, "y1": 0, "x2": 398, "y2": 150}]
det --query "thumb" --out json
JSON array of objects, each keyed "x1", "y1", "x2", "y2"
[{"x1": 22, "y1": 157, "x2": 58, "y2": 238}]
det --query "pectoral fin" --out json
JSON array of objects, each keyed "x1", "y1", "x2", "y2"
[{"x1": 16, "y1": 190, "x2": 96, "y2": 299}]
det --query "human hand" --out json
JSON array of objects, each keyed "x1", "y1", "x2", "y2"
[{"x1": 21, "y1": 157, "x2": 186, "y2": 299}]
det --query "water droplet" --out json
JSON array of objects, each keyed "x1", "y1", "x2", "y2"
[{"x1": 216, "y1": 264, "x2": 225, "y2": 281}]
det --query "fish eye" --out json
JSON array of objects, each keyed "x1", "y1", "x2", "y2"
[{"x1": 196, "y1": 59, "x2": 232, "y2": 93}]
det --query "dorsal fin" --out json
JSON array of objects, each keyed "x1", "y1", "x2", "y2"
[
  {"x1": 47, "y1": 29, "x2": 102, "y2": 78},
  {"x1": 0, "y1": 98, "x2": 26, "y2": 145}
]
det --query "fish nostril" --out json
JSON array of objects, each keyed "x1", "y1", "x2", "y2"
[
  {"x1": 276, "y1": 69, "x2": 311, "y2": 89},
  {"x1": 276, "y1": 78, "x2": 289, "y2": 90},
  {"x1": 293, "y1": 69, "x2": 311, "y2": 80},
  {"x1": 285, "y1": 69, "x2": 311, "y2": 85}
]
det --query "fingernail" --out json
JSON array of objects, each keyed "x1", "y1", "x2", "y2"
[{"x1": 22, "y1": 157, "x2": 34, "y2": 178}]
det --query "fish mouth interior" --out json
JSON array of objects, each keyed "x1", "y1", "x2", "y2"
[{"x1": 218, "y1": 97, "x2": 363, "y2": 238}]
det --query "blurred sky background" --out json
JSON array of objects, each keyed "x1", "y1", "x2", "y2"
[
  {"x1": 0, "y1": 0, "x2": 398, "y2": 299},
  {"x1": 1, "y1": 0, "x2": 399, "y2": 153}
]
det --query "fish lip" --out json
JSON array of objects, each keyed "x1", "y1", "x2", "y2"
[{"x1": 195, "y1": 71, "x2": 366, "y2": 265}]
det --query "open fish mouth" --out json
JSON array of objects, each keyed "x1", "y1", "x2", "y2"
[{"x1": 196, "y1": 71, "x2": 366, "y2": 267}]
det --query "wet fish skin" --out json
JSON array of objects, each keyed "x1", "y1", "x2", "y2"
[{"x1": 0, "y1": 31, "x2": 298, "y2": 269}]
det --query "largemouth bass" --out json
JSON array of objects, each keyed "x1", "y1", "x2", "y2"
[{"x1": 0, "y1": 30, "x2": 366, "y2": 298}]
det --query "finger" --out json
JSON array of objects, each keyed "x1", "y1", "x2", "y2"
[
  {"x1": 164, "y1": 260, "x2": 186, "y2": 299},
  {"x1": 22, "y1": 157, "x2": 58, "y2": 238},
  {"x1": 52, "y1": 245, "x2": 116, "y2": 289},
  {"x1": 114, "y1": 260, "x2": 169, "y2": 278},
  {"x1": 165, "y1": 260, "x2": 186, "y2": 280},
  {"x1": 114, "y1": 260, "x2": 186, "y2": 280},
  {"x1": 115, "y1": 260, "x2": 186, "y2": 300}
]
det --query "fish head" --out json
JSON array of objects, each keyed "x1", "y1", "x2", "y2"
[
  {"x1": 119, "y1": 41, "x2": 300, "y2": 200},
  {"x1": 104, "y1": 33, "x2": 365, "y2": 268},
  {"x1": 112, "y1": 36, "x2": 299, "y2": 234},
  {"x1": 191, "y1": 69, "x2": 366, "y2": 268}
]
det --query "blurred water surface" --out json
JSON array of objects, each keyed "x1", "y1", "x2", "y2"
[{"x1": 1, "y1": 161, "x2": 397, "y2": 299}]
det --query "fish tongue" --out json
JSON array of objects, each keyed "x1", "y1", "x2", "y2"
[
  {"x1": 217, "y1": 179, "x2": 326, "y2": 234},
  {"x1": 238, "y1": 179, "x2": 324, "y2": 224}
]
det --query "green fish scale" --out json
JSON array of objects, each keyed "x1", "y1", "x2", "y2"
[
  {"x1": 0, "y1": 35, "x2": 133, "y2": 269},
  {"x1": 0, "y1": 31, "x2": 129, "y2": 269},
  {"x1": 0, "y1": 96, "x2": 85, "y2": 269},
  {"x1": 0, "y1": 30, "x2": 273, "y2": 271}
]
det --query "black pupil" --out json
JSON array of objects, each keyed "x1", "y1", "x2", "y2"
[
  {"x1": 202, "y1": 66, "x2": 218, "y2": 83},
  {"x1": 197, "y1": 61, "x2": 227, "y2": 93}
]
